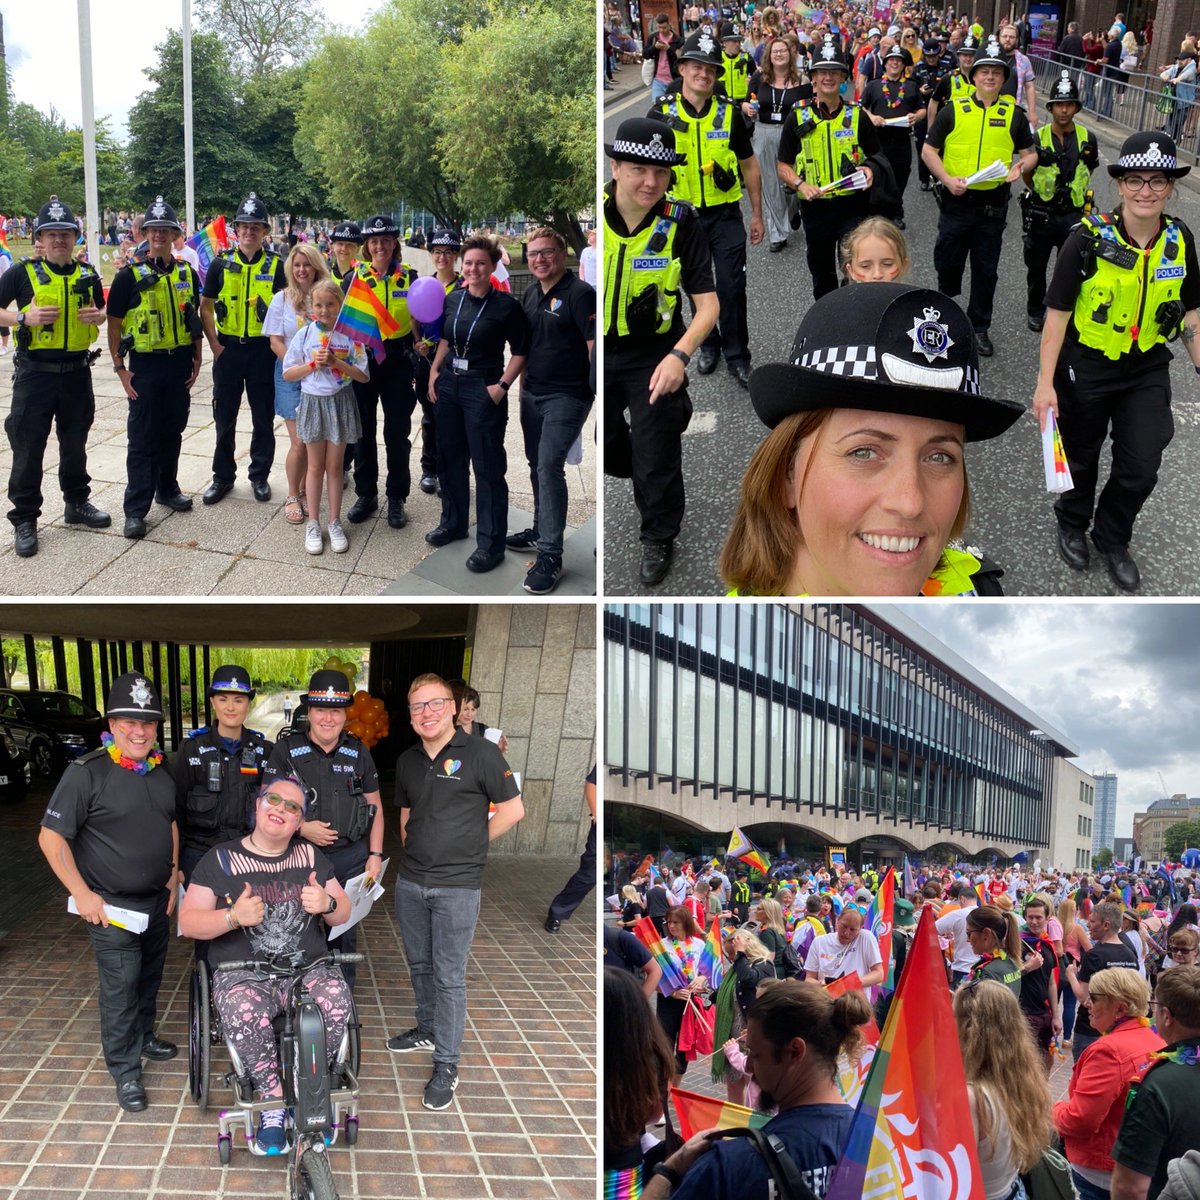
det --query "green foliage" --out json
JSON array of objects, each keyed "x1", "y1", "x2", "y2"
[
  {"x1": 196, "y1": 0, "x2": 324, "y2": 77},
  {"x1": 28, "y1": 125, "x2": 133, "y2": 214},
  {"x1": 1092, "y1": 847, "x2": 1114, "y2": 868},
  {"x1": 0, "y1": 135, "x2": 32, "y2": 214},
  {"x1": 1163, "y1": 820, "x2": 1200, "y2": 862},
  {"x1": 8, "y1": 102, "x2": 70, "y2": 168}
]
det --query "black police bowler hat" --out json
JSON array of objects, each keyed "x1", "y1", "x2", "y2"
[
  {"x1": 923, "y1": 39, "x2": 942, "y2": 53},
  {"x1": 363, "y1": 214, "x2": 400, "y2": 238},
  {"x1": 106, "y1": 673, "x2": 164, "y2": 721},
  {"x1": 970, "y1": 37, "x2": 1011, "y2": 80},
  {"x1": 605, "y1": 117, "x2": 688, "y2": 167},
  {"x1": 208, "y1": 664, "x2": 255, "y2": 700},
  {"x1": 34, "y1": 195, "x2": 78, "y2": 234},
  {"x1": 330, "y1": 221, "x2": 362, "y2": 243},
  {"x1": 141, "y1": 195, "x2": 183, "y2": 232},
  {"x1": 301, "y1": 670, "x2": 353, "y2": 708},
  {"x1": 748, "y1": 284, "x2": 1025, "y2": 442},
  {"x1": 234, "y1": 192, "x2": 270, "y2": 226},
  {"x1": 1047, "y1": 69, "x2": 1083, "y2": 107},
  {"x1": 810, "y1": 33, "x2": 851, "y2": 73},
  {"x1": 1108, "y1": 130, "x2": 1191, "y2": 178},
  {"x1": 883, "y1": 45, "x2": 909, "y2": 64},
  {"x1": 429, "y1": 227, "x2": 463, "y2": 251}
]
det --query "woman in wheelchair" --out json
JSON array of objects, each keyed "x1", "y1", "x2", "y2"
[{"x1": 179, "y1": 776, "x2": 352, "y2": 1156}]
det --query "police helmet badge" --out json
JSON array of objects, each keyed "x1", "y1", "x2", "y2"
[
  {"x1": 907, "y1": 307, "x2": 954, "y2": 363},
  {"x1": 820, "y1": 34, "x2": 837, "y2": 59},
  {"x1": 698, "y1": 32, "x2": 715, "y2": 55},
  {"x1": 130, "y1": 677, "x2": 153, "y2": 709},
  {"x1": 1056, "y1": 70, "x2": 1072, "y2": 97},
  {"x1": 322, "y1": 685, "x2": 339, "y2": 700},
  {"x1": 985, "y1": 36, "x2": 1001, "y2": 57},
  {"x1": 373, "y1": 218, "x2": 385, "y2": 230},
  {"x1": 151, "y1": 196, "x2": 167, "y2": 218},
  {"x1": 241, "y1": 192, "x2": 258, "y2": 215},
  {"x1": 1147, "y1": 141, "x2": 1162, "y2": 160},
  {"x1": 47, "y1": 197, "x2": 65, "y2": 221}
]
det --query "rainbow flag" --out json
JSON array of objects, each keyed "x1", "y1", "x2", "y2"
[
  {"x1": 1122, "y1": 884, "x2": 1133, "y2": 907},
  {"x1": 975, "y1": 881, "x2": 988, "y2": 906},
  {"x1": 727, "y1": 827, "x2": 770, "y2": 876},
  {"x1": 866, "y1": 867, "x2": 896, "y2": 991},
  {"x1": 698, "y1": 916, "x2": 724, "y2": 989},
  {"x1": 0, "y1": 227, "x2": 9, "y2": 254},
  {"x1": 826, "y1": 974, "x2": 881, "y2": 1108},
  {"x1": 185, "y1": 215, "x2": 228, "y2": 285},
  {"x1": 671, "y1": 1086, "x2": 770, "y2": 1139},
  {"x1": 334, "y1": 272, "x2": 400, "y2": 361},
  {"x1": 826, "y1": 906, "x2": 985, "y2": 1200},
  {"x1": 631, "y1": 915, "x2": 689, "y2": 996},
  {"x1": 604, "y1": 1165, "x2": 643, "y2": 1200}
]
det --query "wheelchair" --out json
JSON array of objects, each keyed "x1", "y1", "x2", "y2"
[{"x1": 188, "y1": 949, "x2": 363, "y2": 1200}]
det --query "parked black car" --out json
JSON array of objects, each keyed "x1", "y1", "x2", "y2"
[{"x1": 0, "y1": 689, "x2": 105, "y2": 777}]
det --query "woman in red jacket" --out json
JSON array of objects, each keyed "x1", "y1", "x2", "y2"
[{"x1": 1052, "y1": 968, "x2": 1165, "y2": 1200}]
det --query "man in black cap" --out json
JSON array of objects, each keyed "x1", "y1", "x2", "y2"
[
  {"x1": 199, "y1": 191, "x2": 285, "y2": 505},
  {"x1": 328, "y1": 221, "x2": 362, "y2": 286},
  {"x1": 777, "y1": 34, "x2": 885, "y2": 298},
  {"x1": 0, "y1": 194, "x2": 110, "y2": 557},
  {"x1": 343, "y1": 215, "x2": 419, "y2": 531},
  {"x1": 38, "y1": 672, "x2": 179, "y2": 1112},
  {"x1": 106, "y1": 196, "x2": 203, "y2": 539},
  {"x1": 921, "y1": 38, "x2": 1037, "y2": 357},
  {"x1": 263, "y1": 669, "x2": 384, "y2": 992},
  {"x1": 175, "y1": 664, "x2": 272, "y2": 886},
  {"x1": 911, "y1": 39, "x2": 952, "y2": 190},
  {"x1": 1020, "y1": 71, "x2": 1098, "y2": 332},
  {"x1": 649, "y1": 27, "x2": 763, "y2": 390},
  {"x1": 603, "y1": 117, "x2": 718, "y2": 586}
]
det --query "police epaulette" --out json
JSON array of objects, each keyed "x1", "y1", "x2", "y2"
[
  {"x1": 75, "y1": 746, "x2": 110, "y2": 765},
  {"x1": 658, "y1": 199, "x2": 688, "y2": 223},
  {"x1": 187, "y1": 726, "x2": 209, "y2": 738},
  {"x1": 246, "y1": 728, "x2": 264, "y2": 739}
]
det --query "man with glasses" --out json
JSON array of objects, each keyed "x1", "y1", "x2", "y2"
[
  {"x1": 263, "y1": 668, "x2": 384, "y2": 993},
  {"x1": 388, "y1": 673, "x2": 524, "y2": 1111},
  {"x1": 509, "y1": 226, "x2": 595, "y2": 594}
]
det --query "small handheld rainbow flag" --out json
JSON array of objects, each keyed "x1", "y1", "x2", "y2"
[
  {"x1": 697, "y1": 916, "x2": 724, "y2": 989},
  {"x1": 865, "y1": 866, "x2": 895, "y2": 991},
  {"x1": 1042, "y1": 408, "x2": 1074, "y2": 493},
  {"x1": 727, "y1": 827, "x2": 770, "y2": 876},
  {"x1": 975, "y1": 881, "x2": 988, "y2": 906},
  {"x1": 670, "y1": 1086, "x2": 770, "y2": 1139},
  {"x1": 334, "y1": 273, "x2": 400, "y2": 362},
  {"x1": 1122, "y1": 883, "x2": 1133, "y2": 907},
  {"x1": 185, "y1": 215, "x2": 228, "y2": 285},
  {"x1": 0, "y1": 227, "x2": 9, "y2": 254},
  {"x1": 631, "y1": 915, "x2": 689, "y2": 996}
]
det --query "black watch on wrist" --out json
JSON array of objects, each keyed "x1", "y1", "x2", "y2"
[
  {"x1": 325, "y1": 894, "x2": 337, "y2": 915},
  {"x1": 652, "y1": 1163, "x2": 682, "y2": 1192},
  {"x1": 669, "y1": 348, "x2": 691, "y2": 367},
  {"x1": 499, "y1": 379, "x2": 511, "y2": 392}
]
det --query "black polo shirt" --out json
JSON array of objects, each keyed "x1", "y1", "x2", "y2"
[
  {"x1": 393, "y1": 728, "x2": 520, "y2": 889},
  {"x1": 440, "y1": 285, "x2": 531, "y2": 375},
  {"x1": 41, "y1": 748, "x2": 176, "y2": 911},
  {"x1": 520, "y1": 270, "x2": 595, "y2": 401}
]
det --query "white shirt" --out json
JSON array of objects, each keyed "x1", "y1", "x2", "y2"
[
  {"x1": 173, "y1": 243, "x2": 201, "y2": 273},
  {"x1": 936, "y1": 905, "x2": 981, "y2": 974},
  {"x1": 264, "y1": 291, "x2": 307, "y2": 342},
  {"x1": 282, "y1": 323, "x2": 367, "y2": 396},
  {"x1": 804, "y1": 928, "x2": 881, "y2": 982},
  {"x1": 579, "y1": 245, "x2": 597, "y2": 287}
]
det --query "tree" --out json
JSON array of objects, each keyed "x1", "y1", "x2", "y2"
[
  {"x1": 1163, "y1": 820, "x2": 1200, "y2": 862},
  {"x1": 1092, "y1": 847, "x2": 1114, "y2": 869},
  {"x1": 196, "y1": 0, "x2": 324, "y2": 77},
  {"x1": 0, "y1": 136, "x2": 32, "y2": 214},
  {"x1": 438, "y1": 0, "x2": 594, "y2": 249},
  {"x1": 8, "y1": 102, "x2": 70, "y2": 170},
  {"x1": 126, "y1": 30, "x2": 252, "y2": 216},
  {"x1": 28, "y1": 124, "x2": 133, "y2": 216}
]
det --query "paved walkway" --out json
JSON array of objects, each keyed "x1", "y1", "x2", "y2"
[
  {"x1": 0, "y1": 782, "x2": 597, "y2": 1200},
  {"x1": 0, "y1": 353, "x2": 595, "y2": 596}
]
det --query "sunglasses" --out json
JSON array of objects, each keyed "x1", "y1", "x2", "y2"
[
  {"x1": 261, "y1": 791, "x2": 304, "y2": 816},
  {"x1": 1168, "y1": 944, "x2": 1197, "y2": 954}
]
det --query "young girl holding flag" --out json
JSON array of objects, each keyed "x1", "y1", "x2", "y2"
[{"x1": 282, "y1": 280, "x2": 368, "y2": 555}]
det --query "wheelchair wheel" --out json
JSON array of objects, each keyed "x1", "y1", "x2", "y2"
[
  {"x1": 344, "y1": 1115, "x2": 358, "y2": 1146},
  {"x1": 188, "y1": 961, "x2": 211, "y2": 1111},
  {"x1": 347, "y1": 1009, "x2": 360, "y2": 1077},
  {"x1": 296, "y1": 1146, "x2": 339, "y2": 1200}
]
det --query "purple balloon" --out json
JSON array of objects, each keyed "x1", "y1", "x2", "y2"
[{"x1": 408, "y1": 275, "x2": 446, "y2": 324}]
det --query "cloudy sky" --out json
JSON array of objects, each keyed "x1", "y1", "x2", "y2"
[
  {"x1": 885, "y1": 602, "x2": 1200, "y2": 841},
  {"x1": 1, "y1": 2, "x2": 383, "y2": 139}
]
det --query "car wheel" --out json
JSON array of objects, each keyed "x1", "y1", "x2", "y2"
[{"x1": 30, "y1": 740, "x2": 55, "y2": 777}]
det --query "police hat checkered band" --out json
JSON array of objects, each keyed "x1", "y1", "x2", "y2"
[
  {"x1": 1117, "y1": 144, "x2": 1178, "y2": 170},
  {"x1": 798, "y1": 344, "x2": 878, "y2": 377},
  {"x1": 430, "y1": 230, "x2": 460, "y2": 247},
  {"x1": 611, "y1": 133, "x2": 677, "y2": 162}
]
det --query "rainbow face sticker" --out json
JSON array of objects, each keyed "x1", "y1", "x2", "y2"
[{"x1": 443, "y1": 759, "x2": 462, "y2": 776}]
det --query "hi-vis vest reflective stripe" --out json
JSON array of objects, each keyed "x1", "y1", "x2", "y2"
[
  {"x1": 353, "y1": 260, "x2": 416, "y2": 338},
  {"x1": 215, "y1": 249, "x2": 279, "y2": 337},
  {"x1": 1031, "y1": 122, "x2": 1093, "y2": 207},
  {"x1": 728, "y1": 547, "x2": 989, "y2": 596},
  {"x1": 603, "y1": 199, "x2": 685, "y2": 338},
  {"x1": 942, "y1": 94, "x2": 1018, "y2": 189},
  {"x1": 1074, "y1": 214, "x2": 1187, "y2": 359},
  {"x1": 20, "y1": 259, "x2": 99, "y2": 352},
  {"x1": 122, "y1": 261, "x2": 194, "y2": 352},
  {"x1": 721, "y1": 51, "x2": 752, "y2": 101},
  {"x1": 660, "y1": 95, "x2": 741, "y2": 208},
  {"x1": 793, "y1": 103, "x2": 866, "y2": 195},
  {"x1": 949, "y1": 70, "x2": 973, "y2": 99}
]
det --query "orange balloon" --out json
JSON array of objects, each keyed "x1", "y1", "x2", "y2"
[
  {"x1": 345, "y1": 701, "x2": 361, "y2": 720},
  {"x1": 347, "y1": 720, "x2": 366, "y2": 739},
  {"x1": 368, "y1": 698, "x2": 385, "y2": 717},
  {"x1": 354, "y1": 690, "x2": 370, "y2": 706}
]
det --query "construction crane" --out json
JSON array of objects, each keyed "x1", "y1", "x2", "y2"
[{"x1": 1158, "y1": 771, "x2": 1171, "y2": 799}]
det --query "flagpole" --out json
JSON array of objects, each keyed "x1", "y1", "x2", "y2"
[
  {"x1": 183, "y1": 0, "x2": 195, "y2": 232},
  {"x1": 76, "y1": 0, "x2": 100, "y2": 271}
]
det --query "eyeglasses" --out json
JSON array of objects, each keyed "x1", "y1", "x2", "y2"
[
  {"x1": 261, "y1": 791, "x2": 304, "y2": 816},
  {"x1": 408, "y1": 697, "x2": 452, "y2": 715},
  {"x1": 1168, "y1": 944, "x2": 1197, "y2": 954},
  {"x1": 527, "y1": 248, "x2": 561, "y2": 259},
  {"x1": 1121, "y1": 175, "x2": 1171, "y2": 193}
]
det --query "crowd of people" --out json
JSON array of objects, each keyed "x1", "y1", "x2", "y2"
[
  {"x1": 0, "y1": 195, "x2": 595, "y2": 594},
  {"x1": 604, "y1": 849, "x2": 1200, "y2": 1199},
  {"x1": 605, "y1": 0, "x2": 1200, "y2": 595}
]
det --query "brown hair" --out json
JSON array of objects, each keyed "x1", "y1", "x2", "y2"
[
  {"x1": 718, "y1": 409, "x2": 971, "y2": 594},
  {"x1": 749, "y1": 979, "x2": 873, "y2": 1071},
  {"x1": 462, "y1": 234, "x2": 501, "y2": 266},
  {"x1": 761, "y1": 35, "x2": 800, "y2": 85},
  {"x1": 1156, "y1": 964, "x2": 1200, "y2": 1027},
  {"x1": 604, "y1": 967, "x2": 676, "y2": 1145},
  {"x1": 966, "y1": 905, "x2": 1022, "y2": 959},
  {"x1": 666, "y1": 907, "x2": 701, "y2": 939},
  {"x1": 407, "y1": 672, "x2": 451, "y2": 698}
]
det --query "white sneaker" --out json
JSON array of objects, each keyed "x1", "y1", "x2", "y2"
[
  {"x1": 328, "y1": 519, "x2": 348, "y2": 553},
  {"x1": 0, "y1": 343, "x2": 9, "y2": 355},
  {"x1": 305, "y1": 520, "x2": 323, "y2": 555}
]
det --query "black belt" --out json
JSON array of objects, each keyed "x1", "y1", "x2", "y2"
[
  {"x1": 448, "y1": 366, "x2": 493, "y2": 377},
  {"x1": 217, "y1": 333, "x2": 267, "y2": 346},
  {"x1": 131, "y1": 345, "x2": 193, "y2": 358},
  {"x1": 16, "y1": 355, "x2": 89, "y2": 373}
]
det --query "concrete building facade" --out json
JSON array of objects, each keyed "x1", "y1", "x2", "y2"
[
  {"x1": 1049, "y1": 761, "x2": 1096, "y2": 872},
  {"x1": 1133, "y1": 795, "x2": 1200, "y2": 862}
]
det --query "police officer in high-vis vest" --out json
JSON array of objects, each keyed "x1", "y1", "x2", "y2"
[
  {"x1": 912, "y1": 39, "x2": 953, "y2": 190},
  {"x1": 1021, "y1": 71, "x2": 1099, "y2": 332},
  {"x1": 924, "y1": 37, "x2": 978, "y2": 166},
  {"x1": 263, "y1": 669, "x2": 384, "y2": 993},
  {"x1": 649, "y1": 27, "x2": 763, "y2": 391},
  {"x1": 718, "y1": 22, "x2": 754, "y2": 126},
  {"x1": 776, "y1": 34, "x2": 884, "y2": 300},
  {"x1": 175, "y1": 665, "x2": 272, "y2": 885},
  {"x1": 328, "y1": 221, "x2": 362, "y2": 285},
  {"x1": 0, "y1": 195, "x2": 110, "y2": 558},
  {"x1": 344, "y1": 214, "x2": 419, "y2": 531},
  {"x1": 921, "y1": 37, "x2": 1037, "y2": 358},
  {"x1": 1033, "y1": 131, "x2": 1200, "y2": 594},
  {"x1": 603, "y1": 118, "x2": 718, "y2": 587},
  {"x1": 105, "y1": 196, "x2": 203, "y2": 539},
  {"x1": 199, "y1": 191, "x2": 285, "y2": 506}
]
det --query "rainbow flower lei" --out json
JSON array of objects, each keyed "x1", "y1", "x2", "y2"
[{"x1": 101, "y1": 731, "x2": 163, "y2": 774}]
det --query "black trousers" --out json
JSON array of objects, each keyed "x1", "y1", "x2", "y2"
[
  {"x1": 322, "y1": 842, "x2": 369, "y2": 995},
  {"x1": 879, "y1": 128, "x2": 914, "y2": 215},
  {"x1": 1023, "y1": 208, "x2": 1082, "y2": 319},
  {"x1": 5, "y1": 358, "x2": 95, "y2": 525},
  {"x1": 696, "y1": 203, "x2": 750, "y2": 368},
  {"x1": 414, "y1": 354, "x2": 438, "y2": 475},
  {"x1": 914, "y1": 117, "x2": 932, "y2": 183},
  {"x1": 1054, "y1": 350, "x2": 1173, "y2": 551},
  {"x1": 125, "y1": 350, "x2": 192, "y2": 518},
  {"x1": 604, "y1": 352, "x2": 692, "y2": 543},
  {"x1": 548, "y1": 822, "x2": 597, "y2": 922},
  {"x1": 799, "y1": 196, "x2": 870, "y2": 300},
  {"x1": 85, "y1": 889, "x2": 170, "y2": 1085},
  {"x1": 655, "y1": 992, "x2": 689, "y2": 1076},
  {"x1": 352, "y1": 343, "x2": 416, "y2": 502},
  {"x1": 211, "y1": 339, "x2": 276, "y2": 485},
  {"x1": 934, "y1": 195, "x2": 1009, "y2": 333}
]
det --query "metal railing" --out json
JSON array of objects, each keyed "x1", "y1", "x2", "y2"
[{"x1": 1029, "y1": 49, "x2": 1200, "y2": 164}]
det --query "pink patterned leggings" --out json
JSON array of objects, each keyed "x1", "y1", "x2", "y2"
[{"x1": 212, "y1": 964, "x2": 352, "y2": 1097}]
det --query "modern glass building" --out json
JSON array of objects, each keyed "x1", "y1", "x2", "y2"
[
  {"x1": 605, "y1": 603, "x2": 1079, "y2": 864},
  {"x1": 1092, "y1": 771, "x2": 1118, "y2": 855}
]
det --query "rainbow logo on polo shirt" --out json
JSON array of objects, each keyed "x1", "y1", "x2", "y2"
[{"x1": 443, "y1": 759, "x2": 461, "y2": 776}]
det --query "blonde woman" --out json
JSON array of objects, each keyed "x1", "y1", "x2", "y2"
[
  {"x1": 265, "y1": 242, "x2": 330, "y2": 523},
  {"x1": 954, "y1": 980, "x2": 1055, "y2": 1200},
  {"x1": 756, "y1": 896, "x2": 790, "y2": 977},
  {"x1": 1058, "y1": 896, "x2": 1092, "y2": 1042},
  {"x1": 718, "y1": 930, "x2": 777, "y2": 1103}
]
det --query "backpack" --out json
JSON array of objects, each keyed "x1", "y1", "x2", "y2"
[{"x1": 1020, "y1": 1146, "x2": 1075, "y2": 1200}]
